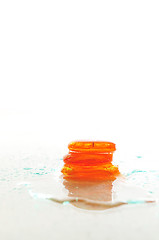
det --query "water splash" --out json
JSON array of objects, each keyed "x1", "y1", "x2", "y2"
[{"x1": 2, "y1": 152, "x2": 159, "y2": 211}]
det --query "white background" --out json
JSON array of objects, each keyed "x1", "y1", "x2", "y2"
[{"x1": 0, "y1": 0, "x2": 159, "y2": 160}]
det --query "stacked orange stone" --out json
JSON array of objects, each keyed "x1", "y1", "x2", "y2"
[{"x1": 61, "y1": 141, "x2": 120, "y2": 180}]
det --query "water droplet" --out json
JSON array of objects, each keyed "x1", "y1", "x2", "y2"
[
  {"x1": 63, "y1": 201, "x2": 70, "y2": 205},
  {"x1": 23, "y1": 168, "x2": 32, "y2": 170}
]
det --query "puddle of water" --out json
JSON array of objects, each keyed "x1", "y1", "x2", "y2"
[
  {"x1": 19, "y1": 171, "x2": 157, "y2": 210},
  {"x1": 1, "y1": 152, "x2": 159, "y2": 211}
]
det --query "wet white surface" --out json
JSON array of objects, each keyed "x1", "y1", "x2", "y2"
[{"x1": 1, "y1": 146, "x2": 159, "y2": 240}]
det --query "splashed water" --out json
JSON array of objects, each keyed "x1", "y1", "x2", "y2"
[{"x1": 1, "y1": 151, "x2": 159, "y2": 211}]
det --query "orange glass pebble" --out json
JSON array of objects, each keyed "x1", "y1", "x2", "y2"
[{"x1": 61, "y1": 141, "x2": 120, "y2": 181}]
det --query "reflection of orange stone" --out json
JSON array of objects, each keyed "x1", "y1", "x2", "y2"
[{"x1": 61, "y1": 141, "x2": 120, "y2": 180}]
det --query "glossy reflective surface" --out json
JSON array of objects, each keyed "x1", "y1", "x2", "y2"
[{"x1": 1, "y1": 147, "x2": 159, "y2": 240}]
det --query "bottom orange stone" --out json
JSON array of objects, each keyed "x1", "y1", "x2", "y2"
[{"x1": 61, "y1": 141, "x2": 120, "y2": 181}]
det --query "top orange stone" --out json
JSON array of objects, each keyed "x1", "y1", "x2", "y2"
[{"x1": 68, "y1": 141, "x2": 116, "y2": 153}]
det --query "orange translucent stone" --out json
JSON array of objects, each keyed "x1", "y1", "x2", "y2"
[{"x1": 61, "y1": 141, "x2": 120, "y2": 181}]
